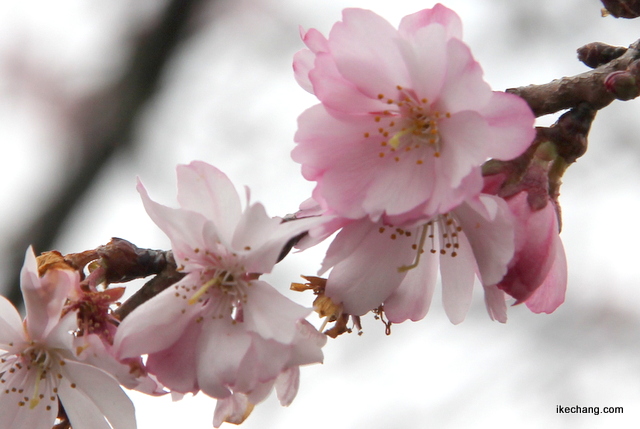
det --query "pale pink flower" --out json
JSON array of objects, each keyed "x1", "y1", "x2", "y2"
[
  {"x1": 302, "y1": 192, "x2": 515, "y2": 324},
  {"x1": 293, "y1": 5, "x2": 535, "y2": 221},
  {"x1": 494, "y1": 191, "x2": 567, "y2": 313},
  {"x1": 113, "y1": 162, "x2": 326, "y2": 412},
  {"x1": 0, "y1": 248, "x2": 136, "y2": 429}
]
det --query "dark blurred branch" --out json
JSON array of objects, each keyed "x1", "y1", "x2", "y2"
[
  {"x1": 601, "y1": 0, "x2": 640, "y2": 18},
  {"x1": 508, "y1": 39, "x2": 640, "y2": 117},
  {"x1": 5, "y1": 0, "x2": 208, "y2": 308}
]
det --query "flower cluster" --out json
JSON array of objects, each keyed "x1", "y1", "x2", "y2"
[
  {"x1": 1, "y1": 4, "x2": 572, "y2": 428},
  {"x1": 291, "y1": 4, "x2": 566, "y2": 325}
]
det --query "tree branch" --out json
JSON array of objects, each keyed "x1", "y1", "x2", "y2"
[{"x1": 507, "y1": 39, "x2": 640, "y2": 117}]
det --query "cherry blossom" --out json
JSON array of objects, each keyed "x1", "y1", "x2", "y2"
[
  {"x1": 113, "y1": 161, "x2": 326, "y2": 424},
  {"x1": 297, "y1": 191, "x2": 515, "y2": 325},
  {"x1": 0, "y1": 247, "x2": 136, "y2": 429},
  {"x1": 292, "y1": 5, "x2": 535, "y2": 221}
]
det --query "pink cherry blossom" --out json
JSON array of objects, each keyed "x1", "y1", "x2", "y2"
[
  {"x1": 0, "y1": 247, "x2": 136, "y2": 429},
  {"x1": 292, "y1": 5, "x2": 535, "y2": 221},
  {"x1": 113, "y1": 161, "x2": 326, "y2": 421},
  {"x1": 494, "y1": 191, "x2": 567, "y2": 314},
  {"x1": 301, "y1": 192, "x2": 515, "y2": 325}
]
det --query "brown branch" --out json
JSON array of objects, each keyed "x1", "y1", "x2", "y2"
[
  {"x1": 602, "y1": 0, "x2": 640, "y2": 18},
  {"x1": 65, "y1": 238, "x2": 184, "y2": 321},
  {"x1": 507, "y1": 39, "x2": 640, "y2": 117},
  {"x1": 113, "y1": 253, "x2": 184, "y2": 321}
]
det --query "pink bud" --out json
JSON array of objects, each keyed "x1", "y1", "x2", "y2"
[{"x1": 604, "y1": 70, "x2": 640, "y2": 100}]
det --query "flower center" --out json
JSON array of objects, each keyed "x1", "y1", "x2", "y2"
[
  {"x1": 368, "y1": 85, "x2": 451, "y2": 163},
  {"x1": 1, "y1": 344, "x2": 62, "y2": 411},
  {"x1": 188, "y1": 270, "x2": 243, "y2": 305}
]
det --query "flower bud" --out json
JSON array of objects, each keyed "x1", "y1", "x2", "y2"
[
  {"x1": 577, "y1": 42, "x2": 627, "y2": 68},
  {"x1": 604, "y1": 70, "x2": 640, "y2": 100}
]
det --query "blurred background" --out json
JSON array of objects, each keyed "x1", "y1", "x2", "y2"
[{"x1": 0, "y1": 0, "x2": 638, "y2": 428}]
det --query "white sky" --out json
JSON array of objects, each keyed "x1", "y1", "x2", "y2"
[{"x1": 1, "y1": 0, "x2": 639, "y2": 428}]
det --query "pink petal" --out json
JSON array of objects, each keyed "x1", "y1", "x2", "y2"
[
  {"x1": 0, "y1": 296, "x2": 25, "y2": 346},
  {"x1": 453, "y1": 195, "x2": 515, "y2": 285},
  {"x1": 293, "y1": 105, "x2": 376, "y2": 177},
  {"x1": 360, "y1": 148, "x2": 437, "y2": 218},
  {"x1": 478, "y1": 91, "x2": 536, "y2": 160},
  {"x1": 398, "y1": 22, "x2": 448, "y2": 101},
  {"x1": 21, "y1": 247, "x2": 76, "y2": 340},
  {"x1": 310, "y1": 53, "x2": 386, "y2": 113},
  {"x1": 440, "y1": 228, "x2": 476, "y2": 324},
  {"x1": 43, "y1": 311, "x2": 78, "y2": 352},
  {"x1": 0, "y1": 369, "x2": 57, "y2": 429},
  {"x1": 213, "y1": 393, "x2": 252, "y2": 428},
  {"x1": 137, "y1": 179, "x2": 212, "y2": 270},
  {"x1": 384, "y1": 236, "x2": 439, "y2": 323},
  {"x1": 60, "y1": 360, "x2": 136, "y2": 429},
  {"x1": 233, "y1": 204, "x2": 321, "y2": 274},
  {"x1": 176, "y1": 161, "x2": 242, "y2": 244},
  {"x1": 113, "y1": 276, "x2": 202, "y2": 359},
  {"x1": 329, "y1": 9, "x2": 410, "y2": 98},
  {"x1": 438, "y1": 38, "x2": 492, "y2": 113},
  {"x1": 275, "y1": 367, "x2": 300, "y2": 406},
  {"x1": 294, "y1": 107, "x2": 382, "y2": 219},
  {"x1": 287, "y1": 320, "x2": 326, "y2": 367},
  {"x1": 300, "y1": 26, "x2": 329, "y2": 53},
  {"x1": 241, "y1": 280, "x2": 310, "y2": 344},
  {"x1": 145, "y1": 319, "x2": 202, "y2": 394},
  {"x1": 437, "y1": 112, "x2": 492, "y2": 189},
  {"x1": 234, "y1": 338, "x2": 289, "y2": 391},
  {"x1": 525, "y1": 238, "x2": 567, "y2": 313},
  {"x1": 417, "y1": 166, "x2": 483, "y2": 218},
  {"x1": 483, "y1": 284, "x2": 508, "y2": 323},
  {"x1": 324, "y1": 219, "x2": 415, "y2": 315},
  {"x1": 498, "y1": 193, "x2": 558, "y2": 302},
  {"x1": 398, "y1": 4, "x2": 463, "y2": 40},
  {"x1": 245, "y1": 378, "x2": 276, "y2": 405},
  {"x1": 293, "y1": 49, "x2": 316, "y2": 93},
  {"x1": 196, "y1": 317, "x2": 251, "y2": 399}
]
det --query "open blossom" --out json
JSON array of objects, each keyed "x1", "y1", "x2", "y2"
[
  {"x1": 298, "y1": 192, "x2": 515, "y2": 324},
  {"x1": 293, "y1": 4, "x2": 535, "y2": 221},
  {"x1": 0, "y1": 248, "x2": 136, "y2": 429},
  {"x1": 113, "y1": 161, "x2": 326, "y2": 424}
]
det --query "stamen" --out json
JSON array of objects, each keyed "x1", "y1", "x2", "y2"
[
  {"x1": 398, "y1": 225, "x2": 429, "y2": 272},
  {"x1": 389, "y1": 127, "x2": 413, "y2": 149},
  {"x1": 188, "y1": 276, "x2": 222, "y2": 305},
  {"x1": 319, "y1": 316, "x2": 330, "y2": 333}
]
